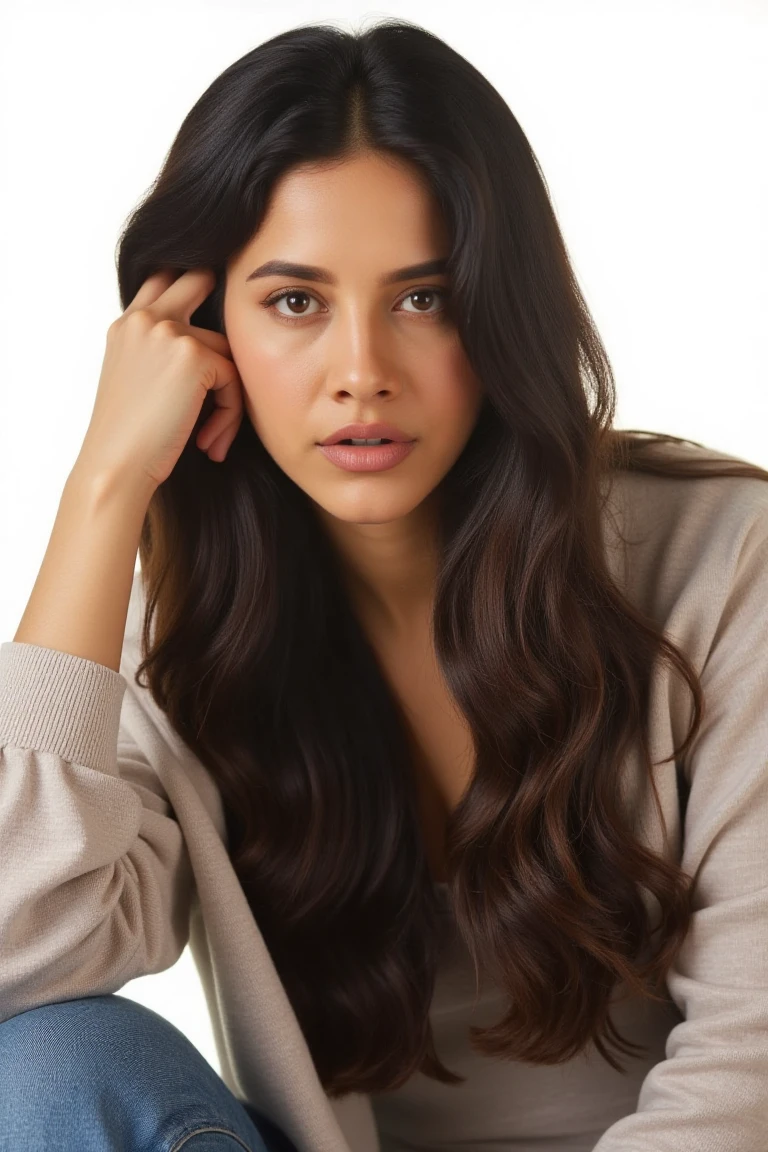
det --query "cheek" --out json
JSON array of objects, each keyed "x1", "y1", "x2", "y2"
[
  {"x1": 232, "y1": 356, "x2": 274, "y2": 439},
  {"x1": 431, "y1": 350, "x2": 484, "y2": 424},
  {"x1": 238, "y1": 364, "x2": 311, "y2": 450}
]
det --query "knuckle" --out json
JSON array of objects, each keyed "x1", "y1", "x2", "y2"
[
  {"x1": 174, "y1": 331, "x2": 200, "y2": 359},
  {"x1": 152, "y1": 316, "x2": 180, "y2": 339},
  {"x1": 114, "y1": 309, "x2": 153, "y2": 339},
  {"x1": 125, "y1": 307, "x2": 154, "y2": 329}
]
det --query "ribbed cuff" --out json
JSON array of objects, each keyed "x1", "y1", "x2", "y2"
[{"x1": 0, "y1": 642, "x2": 128, "y2": 776}]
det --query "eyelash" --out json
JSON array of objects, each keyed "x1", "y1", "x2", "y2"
[{"x1": 260, "y1": 285, "x2": 451, "y2": 323}]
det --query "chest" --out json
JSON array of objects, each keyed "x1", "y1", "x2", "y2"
[{"x1": 367, "y1": 622, "x2": 476, "y2": 884}]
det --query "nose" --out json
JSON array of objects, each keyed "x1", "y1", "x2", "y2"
[{"x1": 325, "y1": 307, "x2": 404, "y2": 401}]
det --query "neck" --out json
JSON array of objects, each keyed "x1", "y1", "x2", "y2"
[{"x1": 315, "y1": 495, "x2": 440, "y2": 634}]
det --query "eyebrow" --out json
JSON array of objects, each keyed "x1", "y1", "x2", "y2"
[{"x1": 245, "y1": 257, "x2": 450, "y2": 287}]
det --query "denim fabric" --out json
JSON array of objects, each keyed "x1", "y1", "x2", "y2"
[{"x1": 0, "y1": 993, "x2": 300, "y2": 1151}]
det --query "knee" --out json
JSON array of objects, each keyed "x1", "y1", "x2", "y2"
[
  {"x1": 0, "y1": 993, "x2": 182, "y2": 1084},
  {"x1": 0, "y1": 996, "x2": 159, "y2": 1149},
  {"x1": 0, "y1": 994, "x2": 270, "y2": 1151}
]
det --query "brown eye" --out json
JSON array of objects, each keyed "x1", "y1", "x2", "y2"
[
  {"x1": 399, "y1": 288, "x2": 445, "y2": 315},
  {"x1": 263, "y1": 289, "x2": 320, "y2": 317}
]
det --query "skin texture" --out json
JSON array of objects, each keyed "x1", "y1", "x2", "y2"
[{"x1": 222, "y1": 150, "x2": 484, "y2": 635}]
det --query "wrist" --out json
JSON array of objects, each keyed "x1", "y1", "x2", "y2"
[{"x1": 66, "y1": 457, "x2": 157, "y2": 516}]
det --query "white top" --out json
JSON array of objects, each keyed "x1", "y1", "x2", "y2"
[{"x1": 371, "y1": 884, "x2": 683, "y2": 1151}]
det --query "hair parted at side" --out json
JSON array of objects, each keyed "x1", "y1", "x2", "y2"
[{"x1": 115, "y1": 17, "x2": 768, "y2": 1097}]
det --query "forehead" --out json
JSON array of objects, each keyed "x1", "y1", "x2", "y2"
[{"x1": 249, "y1": 153, "x2": 449, "y2": 258}]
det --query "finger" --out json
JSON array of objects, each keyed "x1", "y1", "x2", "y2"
[
  {"x1": 204, "y1": 348, "x2": 245, "y2": 398},
  {"x1": 197, "y1": 403, "x2": 243, "y2": 458},
  {"x1": 185, "y1": 324, "x2": 232, "y2": 360},
  {"x1": 196, "y1": 358, "x2": 245, "y2": 449},
  {"x1": 152, "y1": 266, "x2": 219, "y2": 327},
  {"x1": 198, "y1": 419, "x2": 233, "y2": 457},
  {"x1": 122, "y1": 268, "x2": 178, "y2": 317},
  {"x1": 205, "y1": 428, "x2": 232, "y2": 462}
]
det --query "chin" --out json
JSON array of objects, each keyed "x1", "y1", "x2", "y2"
[{"x1": 312, "y1": 492, "x2": 426, "y2": 525}]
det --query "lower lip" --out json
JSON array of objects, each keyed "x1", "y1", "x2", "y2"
[{"x1": 317, "y1": 441, "x2": 416, "y2": 471}]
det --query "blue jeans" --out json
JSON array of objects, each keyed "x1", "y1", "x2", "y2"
[{"x1": 0, "y1": 993, "x2": 301, "y2": 1151}]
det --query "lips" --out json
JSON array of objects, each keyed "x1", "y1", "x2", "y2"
[
  {"x1": 318, "y1": 439, "x2": 416, "y2": 472},
  {"x1": 318, "y1": 422, "x2": 414, "y2": 446}
]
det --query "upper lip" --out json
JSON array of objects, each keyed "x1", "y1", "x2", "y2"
[{"x1": 318, "y1": 422, "x2": 415, "y2": 446}]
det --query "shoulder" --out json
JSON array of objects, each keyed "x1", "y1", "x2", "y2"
[
  {"x1": 602, "y1": 439, "x2": 768, "y2": 645},
  {"x1": 607, "y1": 439, "x2": 768, "y2": 545}
]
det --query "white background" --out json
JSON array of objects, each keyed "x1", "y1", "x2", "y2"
[{"x1": 1, "y1": 0, "x2": 766, "y2": 1076}]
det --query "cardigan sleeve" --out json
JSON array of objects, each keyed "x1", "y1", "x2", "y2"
[
  {"x1": 0, "y1": 601, "x2": 195, "y2": 1024},
  {"x1": 592, "y1": 492, "x2": 768, "y2": 1150}
]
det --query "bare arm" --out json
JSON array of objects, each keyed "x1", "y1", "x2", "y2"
[
  {"x1": 12, "y1": 466, "x2": 155, "y2": 673},
  {"x1": 12, "y1": 267, "x2": 244, "y2": 674}
]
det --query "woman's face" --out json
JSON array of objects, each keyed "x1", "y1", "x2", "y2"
[{"x1": 223, "y1": 150, "x2": 484, "y2": 529}]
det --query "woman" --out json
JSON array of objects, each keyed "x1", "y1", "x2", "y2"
[{"x1": 1, "y1": 16, "x2": 767, "y2": 1152}]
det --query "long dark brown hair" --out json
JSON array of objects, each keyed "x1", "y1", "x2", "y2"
[{"x1": 116, "y1": 18, "x2": 768, "y2": 1097}]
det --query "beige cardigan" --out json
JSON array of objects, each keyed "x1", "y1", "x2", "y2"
[{"x1": 2, "y1": 441, "x2": 768, "y2": 1151}]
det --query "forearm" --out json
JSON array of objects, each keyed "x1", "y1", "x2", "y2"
[{"x1": 13, "y1": 466, "x2": 155, "y2": 673}]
